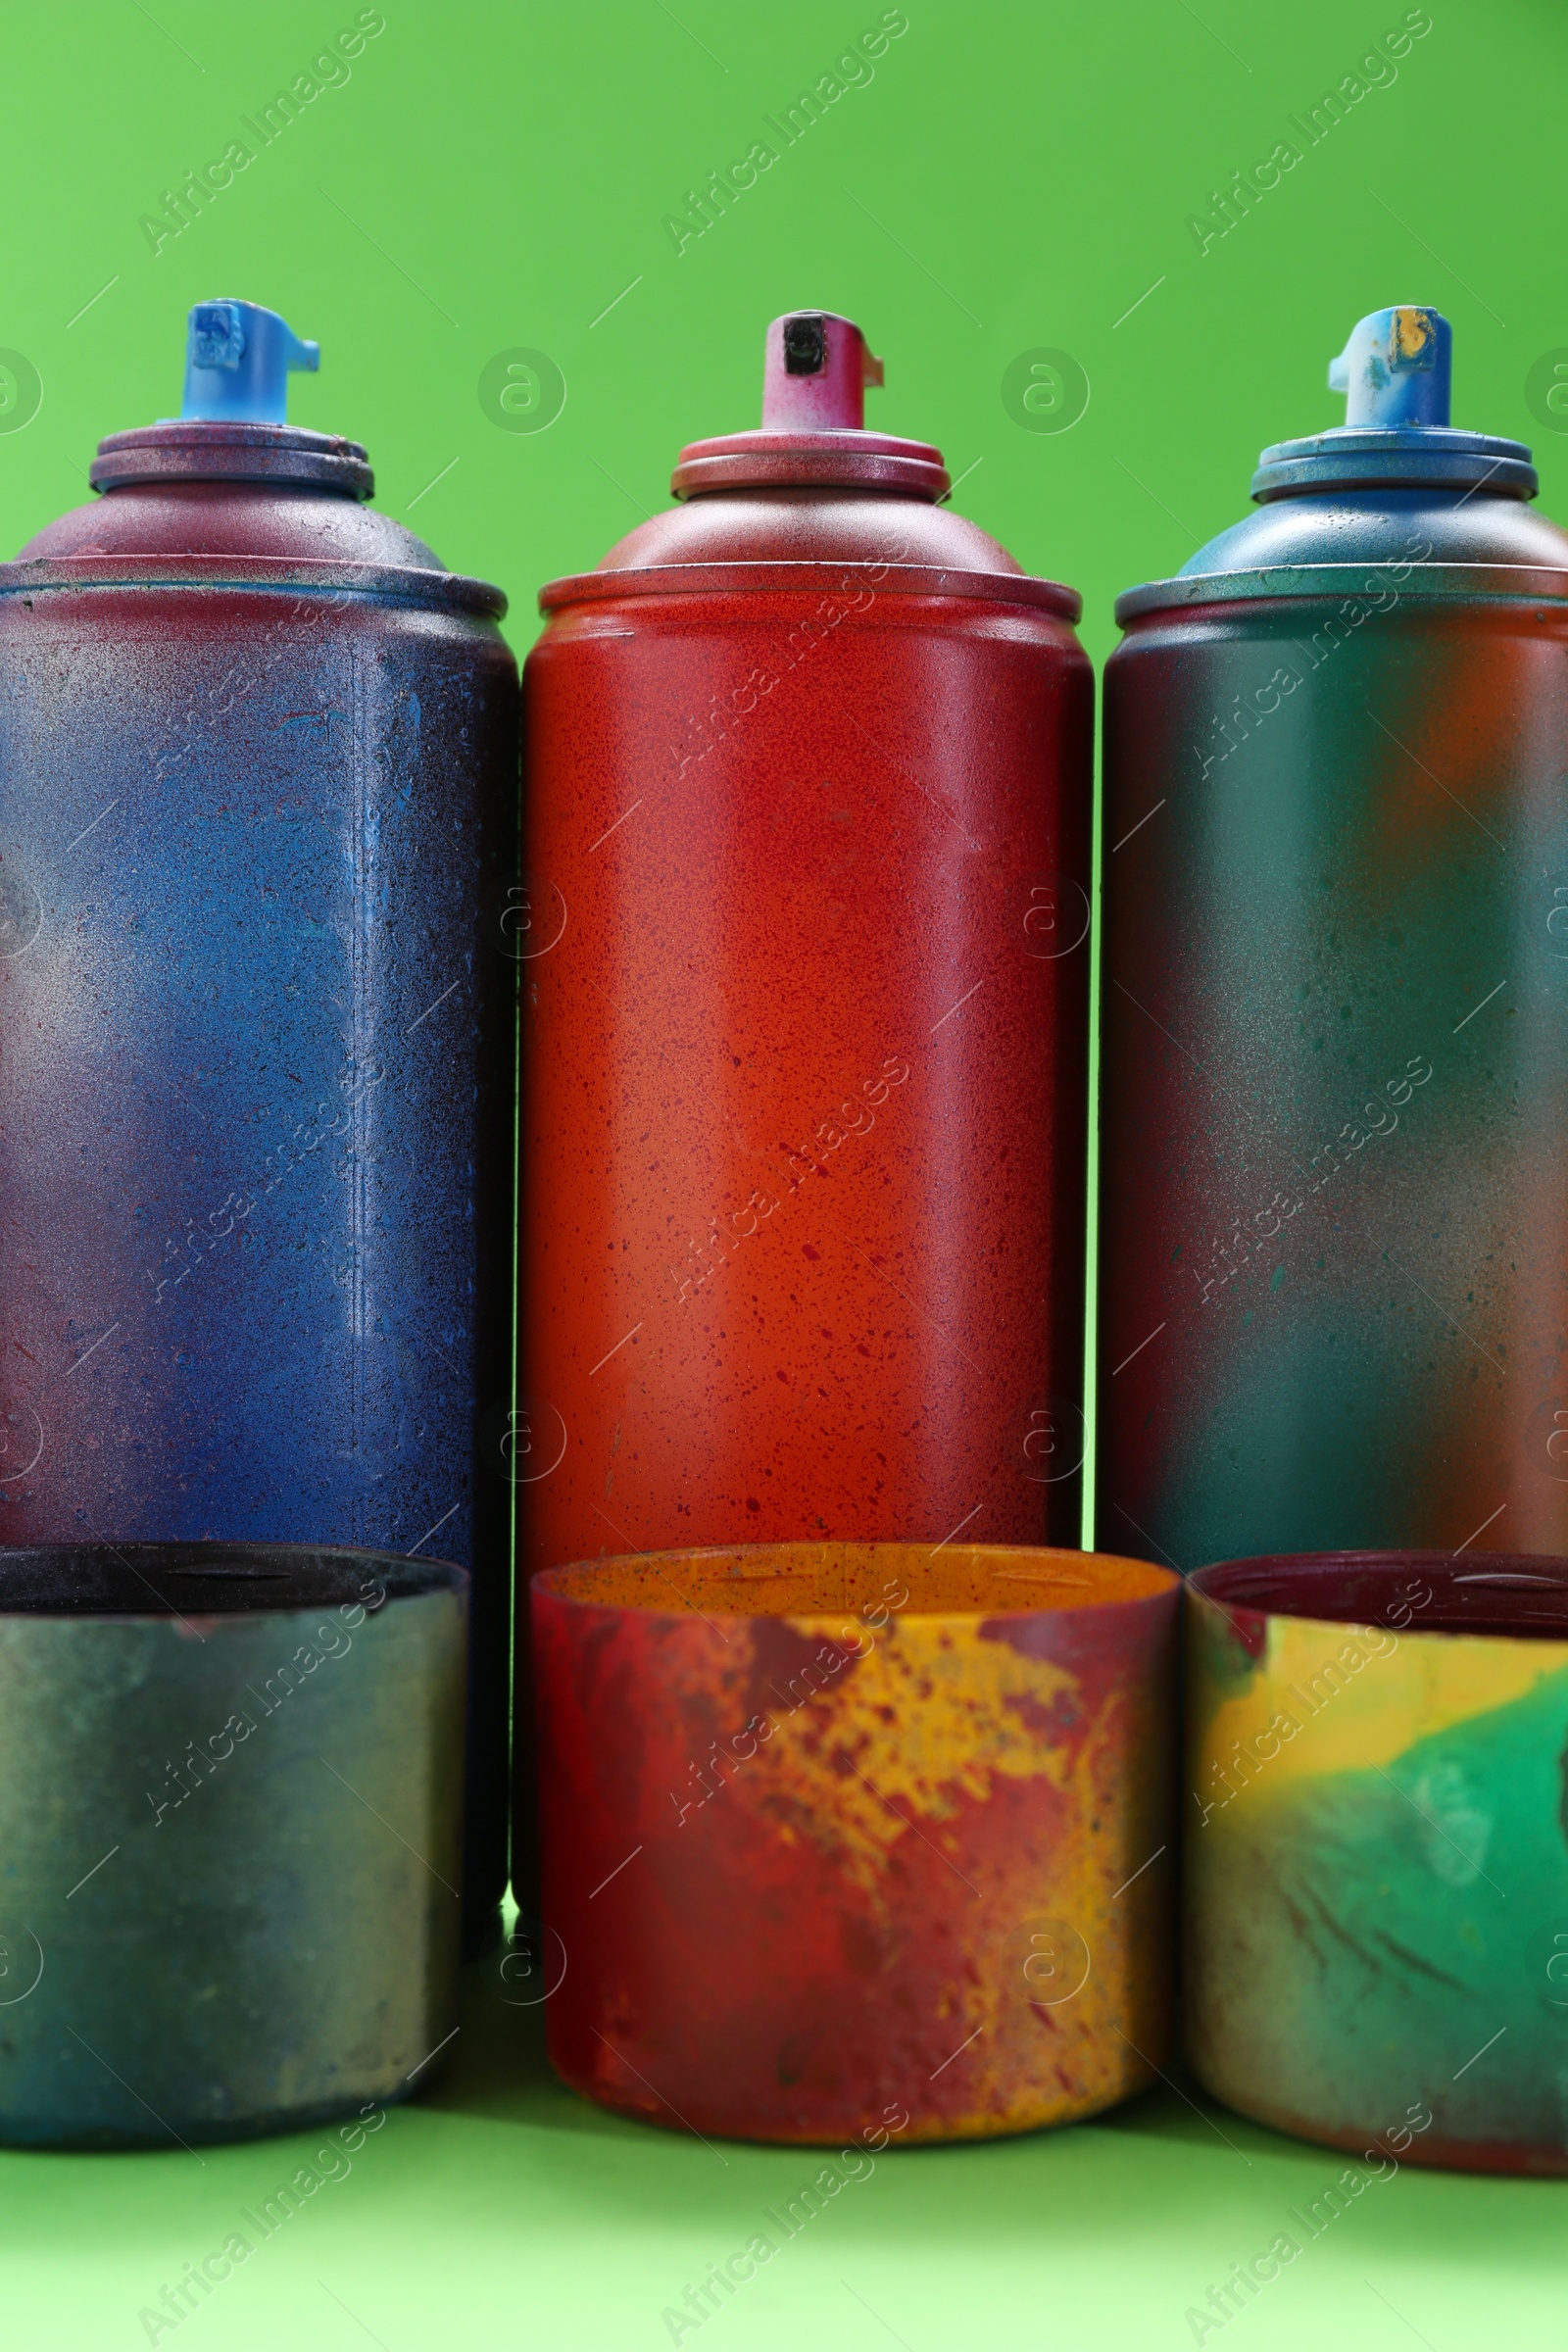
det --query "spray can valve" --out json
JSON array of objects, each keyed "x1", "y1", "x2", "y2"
[
  {"x1": 180, "y1": 300, "x2": 319, "y2": 425},
  {"x1": 1327, "y1": 305, "x2": 1451, "y2": 429},
  {"x1": 760, "y1": 311, "x2": 884, "y2": 431}
]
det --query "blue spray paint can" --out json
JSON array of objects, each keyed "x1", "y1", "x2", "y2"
[{"x1": 0, "y1": 302, "x2": 517, "y2": 1931}]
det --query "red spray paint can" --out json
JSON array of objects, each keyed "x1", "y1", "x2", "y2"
[{"x1": 516, "y1": 312, "x2": 1092, "y2": 1843}]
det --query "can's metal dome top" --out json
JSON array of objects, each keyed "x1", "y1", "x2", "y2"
[{"x1": 1116, "y1": 308, "x2": 1568, "y2": 623}]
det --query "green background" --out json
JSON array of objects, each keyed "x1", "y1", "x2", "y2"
[{"x1": 5, "y1": 0, "x2": 1568, "y2": 2341}]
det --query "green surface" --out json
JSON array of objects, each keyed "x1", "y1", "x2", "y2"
[
  {"x1": 8, "y1": 1945, "x2": 1566, "y2": 2350},
  {"x1": 5, "y1": 0, "x2": 1568, "y2": 2340}
]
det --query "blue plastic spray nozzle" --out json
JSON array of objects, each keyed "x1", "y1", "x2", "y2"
[
  {"x1": 1326, "y1": 305, "x2": 1451, "y2": 429},
  {"x1": 179, "y1": 300, "x2": 319, "y2": 425}
]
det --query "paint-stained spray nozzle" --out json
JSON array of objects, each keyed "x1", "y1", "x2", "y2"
[
  {"x1": 1234, "y1": 299, "x2": 1530, "y2": 503},
  {"x1": 180, "y1": 299, "x2": 319, "y2": 424},
  {"x1": 1327, "y1": 305, "x2": 1451, "y2": 429},
  {"x1": 670, "y1": 306, "x2": 943, "y2": 496},
  {"x1": 760, "y1": 310, "x2": 885, "y2": 430}
]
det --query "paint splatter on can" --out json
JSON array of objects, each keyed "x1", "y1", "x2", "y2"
[
  {"x1": 517, "y1": 312, "x2": 1092, "y2": 1869},
  {"x1": 0, "y1": 304, "x2": 516, "y2": 1930},
  {"x1": 1187, "y1": 1548, "x2": 1568, "y2": 2173},
  {"x1": 0, "y1": 1542, "x2": 466, "y2": 2148},
  {"x1": 1099, "y1": 307, "x2": 1568, "y2": 1572},
  {"x1": 533, "y1": 1539, "x2": 1177, "y2": 2143}
]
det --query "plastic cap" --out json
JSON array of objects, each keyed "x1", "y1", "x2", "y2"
[
  {"x1": 760, "y1": 311, "x2": 884, "y2": 431},
  {"x1": 1326, "y1": 305, "x2": 1450, "y2": 428},
  {"x1": 180, "y1": 300, "x2": 320, "y2": 425}
]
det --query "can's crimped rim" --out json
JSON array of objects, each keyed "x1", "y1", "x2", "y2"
[
  {"x1": 533, "y1": 1541, "x2": 1176, "y2": 1622},
  {"x1": 0, "y1": 1539, "x2": 467, "y2": 1622},
  {"x1": 538, "y1": 560, "x2": 1082, "y2": 623},
  {"x1": 0, "y1": 553, "x2": 508, "y2": 619},
  {"x1": 1189, "y1": 1549, "x2": 1568, "y2": 1646},
  {"x1": 1114, "y1": 561, "x2": 1568, "y2": 627},
  {"x1": 90, "y1": 420, "x2": 374, "y2": 500}
]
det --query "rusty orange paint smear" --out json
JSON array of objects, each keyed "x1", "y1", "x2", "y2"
[{"x1": 534, "y1": 1542, "x2": 1178, "y2": 2144}]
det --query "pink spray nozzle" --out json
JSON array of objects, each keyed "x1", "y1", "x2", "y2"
[
  {"x1": 761, "y1": 312, "x2": 885, "y2": 431},
  {"x1": 668, "y1": 310, "x2": 943, "y2": 498}
]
